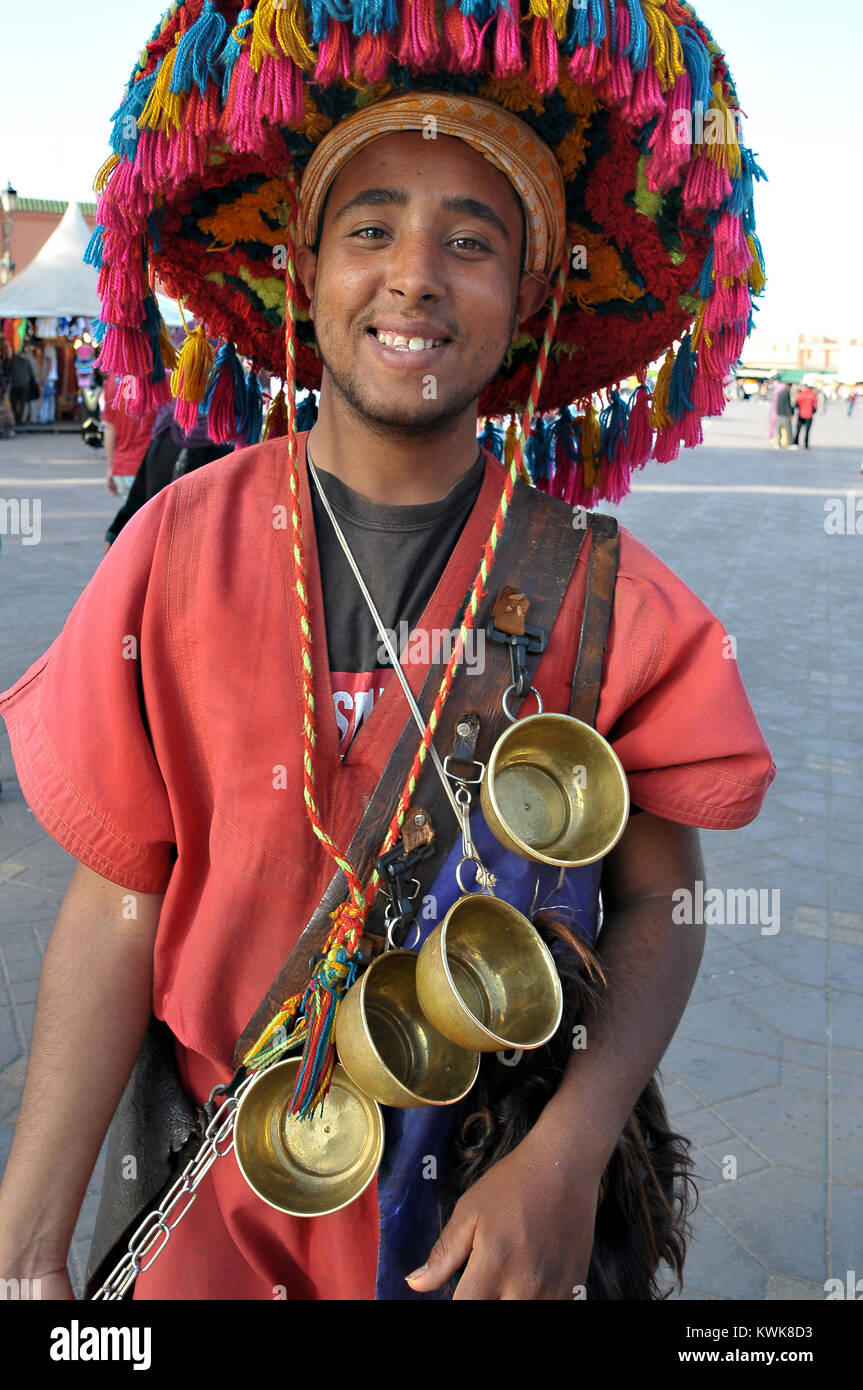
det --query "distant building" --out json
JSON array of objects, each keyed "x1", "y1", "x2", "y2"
[
  {"x1": 739, "y1": 331, "x2": 859, "y2": 381},
  {"x1": 8, "y1": 198, "x2": 97, "y2": 279}
]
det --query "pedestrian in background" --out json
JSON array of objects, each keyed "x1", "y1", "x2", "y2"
[
  {"x1": 772, "y1": 379, "x2": 794, "y2": 448},
  {"x1": 100, "y1": 377, "x2": 158, "y2": 500},
  {"x1": 793, "y1": 383, "x2": 818, "y2": 450}
]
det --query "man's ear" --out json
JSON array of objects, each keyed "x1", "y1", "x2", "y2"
[
  {"x1": 512, "y1": 270, "x2": 552, "y2": 342},
  {"x1": 295, "y1": 244, "x2": 317, "y2": 320}
]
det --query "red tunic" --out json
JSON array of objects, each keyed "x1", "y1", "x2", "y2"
[{"x1": 0, "y1": 434, "x2": 775, "y2": 1299}]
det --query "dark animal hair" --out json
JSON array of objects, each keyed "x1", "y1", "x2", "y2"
[{"x1": 436, "y1": 911, "x2": 698, "y2": 1300}]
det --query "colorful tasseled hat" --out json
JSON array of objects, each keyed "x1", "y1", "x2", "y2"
[{"x1": 89, "y1": 0, "x2": 766, "y2": 503}]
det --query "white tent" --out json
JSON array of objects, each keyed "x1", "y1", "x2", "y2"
[{"x1": 0, "y1": 200, "x2": 184, "y2": 327}]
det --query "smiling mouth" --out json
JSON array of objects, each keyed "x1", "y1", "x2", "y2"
[{"x1": 367, "y1": 327, "x2": 450, "y2": 351}]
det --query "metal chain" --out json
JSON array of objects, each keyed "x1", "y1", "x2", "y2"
[{"x1": 90, "y1": 1072, "x2": 257, "y2": 1300}]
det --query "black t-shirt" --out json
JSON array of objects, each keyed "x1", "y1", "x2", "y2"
[{"x1": 309, "y1": 455, "x2": 484, "y2": 754}]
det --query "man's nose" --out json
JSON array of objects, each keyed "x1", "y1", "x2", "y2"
[{"x1": 383, "y1": 228, "x2": 447, "y2": 300}]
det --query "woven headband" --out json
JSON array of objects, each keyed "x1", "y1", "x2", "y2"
[{"x1": 298, "y1": 93, "x2": 567, "y2": 281}]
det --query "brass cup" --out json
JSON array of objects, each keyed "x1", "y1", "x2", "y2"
[
  {"x1": 335, "y1": 949, "x2": 480, "y2": 1107},
  {"x1": 233, "y1": 1057, "x2": 383, "y2": 1217},
  {"x1": 480, "y1": 713, "x2": 629, "y2": 867},
  {"x1": 415, "y1": 895, "x2": 563, "y2": 1052}
]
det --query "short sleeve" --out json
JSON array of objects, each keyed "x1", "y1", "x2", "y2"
[
  {"x1": 0, "y1": 495, "x2": 177, "y2": 893},
  {"x1": 600, "y1": 528, "x2": 776, "y2": 831}
]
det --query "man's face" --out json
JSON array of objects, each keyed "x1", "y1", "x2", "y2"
[{"x1": 296, "y1": 132, "x2": 546, "y2": 437}]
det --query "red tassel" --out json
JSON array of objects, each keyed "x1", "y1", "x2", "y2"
[{"x1": 527, "y1": 17, "x2": 558, "y2": 94}]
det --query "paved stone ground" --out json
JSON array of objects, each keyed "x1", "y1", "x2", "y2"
[{"x1": 1, "y1": 400, "x2": 861, "y2": 1299}]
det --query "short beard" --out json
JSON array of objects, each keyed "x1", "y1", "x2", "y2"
[{"x1": 313, "y1": 302, "x2": 520, "y2": 443}]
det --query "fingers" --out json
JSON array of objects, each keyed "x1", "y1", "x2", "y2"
[{"x1": 405, "y1": 1209, "x2": 478, "y2": 1292}]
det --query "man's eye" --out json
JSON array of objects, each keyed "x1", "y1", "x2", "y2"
[
  {"x1": 449, "y1": 237, "x2": 488, "y2": 251},
  {"x1": 350, "y1": 227, "x2": 388, "y2": 240}
]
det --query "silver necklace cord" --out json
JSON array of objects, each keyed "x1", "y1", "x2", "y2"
[{"x1": 307, "y1": 452, "x2": 463, "y2": 825}]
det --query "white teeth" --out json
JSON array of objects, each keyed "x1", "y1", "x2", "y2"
[{"x1": 375, "y1": 329, "x2": 445, "y2": 351}]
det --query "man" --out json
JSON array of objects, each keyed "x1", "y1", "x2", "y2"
[
  {"x1": 793, "y1": 382, "x2": 818, "y2": 450},
  {"x1": 0, "y1": 0, "x2": 774, "y2": 1300},
  {"x1": 100, "y1": 376, "x2": 159, "y2": 500},
  {"x1": 773, "y1": 379, "x2": 795, "y2": 448}
]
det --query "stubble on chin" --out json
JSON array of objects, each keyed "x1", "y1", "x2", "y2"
[{"x1": 311, "y1": 307, "x2": 518, "y2": 440}]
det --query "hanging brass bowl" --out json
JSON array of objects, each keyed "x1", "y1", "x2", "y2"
[
  {"x1": 480, "y1": 713, "x2": 629, "y2": 867},
  {"x1": 335, "y1": 949, "x2": 480, "y2": 1107},
  {"x1": 415, "y1": 894, "x2": 563, "y2": 1052},
  {"x1": 233, "y1": 1057, "x2": 383, "y2": 1217}
]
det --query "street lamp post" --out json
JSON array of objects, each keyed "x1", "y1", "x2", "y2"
[{"x1": 0, "y1": 181, "x2": 18, "y2": 287}]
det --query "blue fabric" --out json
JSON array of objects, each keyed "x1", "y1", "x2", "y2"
[{"x1": 374, "y1": 809, "x2": 602, "y2": 1299}]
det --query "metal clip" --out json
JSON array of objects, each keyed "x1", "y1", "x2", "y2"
[{"x1": 487, "y1": 618, "x2": 547, "y2": 701}]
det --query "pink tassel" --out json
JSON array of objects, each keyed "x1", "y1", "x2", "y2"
[
  {"x1": 652, "y1": 420, "x2": 683, "y2": 463},
  {"x1": 646, "y1": 72, "x2": 692, "y2": 192},
  {"x1": 693, "y1": 364, "x2": 727, "y2": 417},
  {"x1": 314, "y1": 21, "x2": 350, "y2": 84},
  {"x1": 259, "y1": 53, "x2": 304, "y2": 124},
  {"x1": 98, "y1": 166, "x2": 148, "y2": 224},
  {"x1": 681, "y1": 409, "x2": 703, "y2": 448},
  {"x1": 527, "y1": 18, "x2": 559, "y2": 94},
  {"x1": 600, "y1": 7, "x2": 634, "y2": 104},
  {"x1": 204, "y1": 370, "x2": 237, "y2": 443},
  {"x1": 443, "y1": 9, "x2": 488, "y2": 72},
  {"x1": 121, "y1": 374, "x2": 173, "y2": 419},
  {"x1": 713, "y1": 212, "x2": 752, "y2": 278},
  {"x1": 397, "y1": 0, "x2": 440, "y2": 68},
  {"x1": 703, "y1": 276, "x2": 751, "y2": 334},
  {"x1": 354, "y1": 31, "x2": 393, "y2": 82},
  {"x1": 683, "y1": 154, "x2": 733, "y2": 210},
  {"x1": 221, "y1": 50, "x2": 261, "y2": 152},
  {"x1": 622, "y1": 61, "x2": 666, "y2": 124},
  {"x1": 624, "y1": 386, "x2": 653, "y2": 469},
  {"x1": 174, "y1": 396, "x2": 201, "y2": 433},
  {"x1": 96, "y1": 327, "x2": 152, "y2": 378},
  {"x1": 493, "y1": 0, "x2": 523, "y2": 78},
  {"x1": 603, "y1": 453, "x2": 632, "y2": 504},
  {"x1": 569, "y1": 43, "x2": 599, "y2": 83},
  {"x1": 135, "y1": 130, "x2": 172, "y2": 191}
]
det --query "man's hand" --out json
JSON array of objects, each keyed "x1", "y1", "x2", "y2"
[
  {"x1": 106, "y1": 473, "x2": 119, "y2": 495},
  {"x1": 406, "y1": 1126, "x2": 599, "y2": 1300}
]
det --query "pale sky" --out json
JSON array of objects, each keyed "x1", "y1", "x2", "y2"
[{"x1": 1, "y1": 0, "x2": 861, "y2": 340}]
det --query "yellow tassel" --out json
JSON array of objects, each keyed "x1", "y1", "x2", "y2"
[
  {"x1": 643, "y1": 0, "x2": 685, "y2": 90},
  {"x1": 649, "y1": 349, "x2": 675, "y2": 431},
  {"x1": 746, "y1": 237, "x2": 766, "y2": 295},
  {"x1": 93, "y1": 152, "x2": 120, "y2": 193},
  {"x1": 171, "y1": 325, "x2": 214, "y2": 405},
  {"x1": 700, "y1": 84, "x2": 742, "y2": 178},
  {"x1": 274, "y1": 0, "x2": 316, "y2": 69},
  {"x1": 157, "y1": 321, "x2": 178, "y2": 374},
  {"x1": 249, "y1": 0, "x2": 279, "y2": 72},
  {"x1": 138, "y1": 37, "x2": 184, "y2": 135},
  {"x1": 690, "y1": 299, "x2": 708, "y2": 351},
  {"x1": 580, "y1": 401, "x2": 602, "y2": 488},
  {"x1": 527, "y1": 0, "x2": 568, "y2": 38}
]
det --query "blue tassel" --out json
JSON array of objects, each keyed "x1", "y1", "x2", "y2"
[
  {"x1": 109, "y1": 72, "x2": 157, "y2": 158},
  {"x1": 351, "y1": 0, "x2": 398, "y2": 37},
  {"x1": 693, "y1": 245, "x2": 715, "y2": 299},
  {"x1": 220, "y1": 7, "x2": 254, "y2": 102},
  {"x1": 170, "y1": 0, "x2": 228, "y2": 96},
  {"x1": 588, "y1": 0, "x2": 607, "y2": 44},
  {"x1": 668, "y1": 336, "x2": 697, "y2": 421},
  {"x1": 83, "y1": 225, "x2": 105, "y2": 270},
  {"x1": 624, "y1": 0, "x2": 648, "y2": 70},
  {"x1": 676, "y1": 27, "x2": 712, "y2": 113},
  {"x1": 456, "y1": 0, "x2": 498, "y2": 21},
  {"x1": 90, "y1": 318, "x2": 107, "y2": 346},
  {"x1": 600, "y1": 390, "x2": 630, "y2": 459},
  {"x1": 241, "y1": 371, "x2": 264, "y2": 446}
]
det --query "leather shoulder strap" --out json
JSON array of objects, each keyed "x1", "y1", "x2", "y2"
[
  {"x1": 233, "y1": 483, "x2": 590, "y2": 1065},
  {"x1": 568, "y1": 513, "x2": 619, "y2": 728}
]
